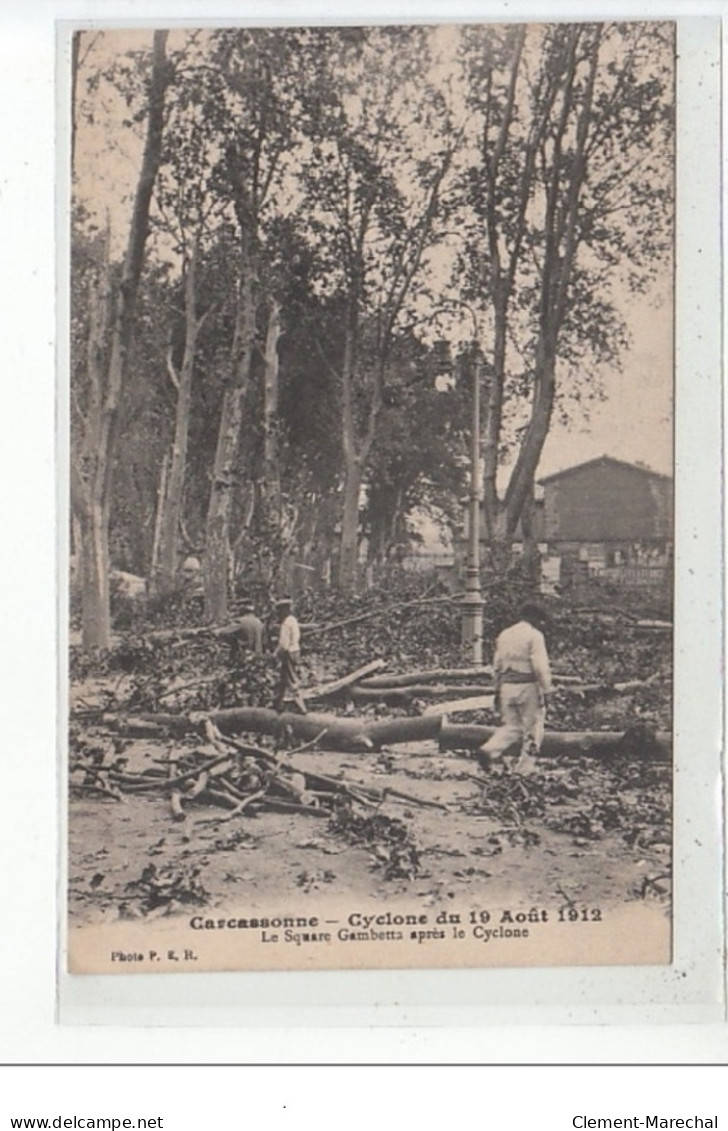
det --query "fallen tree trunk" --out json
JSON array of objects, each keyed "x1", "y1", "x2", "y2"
[
  {"x1": 302, "y1": 659, "x2": 386, "y2": 702},
  {"x1": 349, "y1": 676, "x2": 623, "y2": 705},
  {"x1": 439, "y1": 721, "x2": 672, "y2": 761},
  {"x1": 140, "y1": 622, "x2": 243, "y2": 643},
  {"x1": 359, "y1": 669, "x2": 598, "y2": 691},
  {"x1": 613, "y1": 671, "x2": 666, "y2": 693},
  {"x1": 359, "y1": 666, "x2": 493, "y2": 689},
  {"x1": 103, "y1": 708, "x2": 442, "y2": 751},
  {"x1": 349, "y1": 683, "x2": 493, "y2": 705}
]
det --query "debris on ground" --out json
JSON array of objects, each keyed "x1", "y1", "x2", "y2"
[
  {"x1": 328, "y1": 804, "x2": 422, "y2": 881},
  {"x1": 69, "y1": 575, "x2": 673, "y2": 921},
  {"x1": 118, "y1": 863, "x2": 210, "y2": 918}
]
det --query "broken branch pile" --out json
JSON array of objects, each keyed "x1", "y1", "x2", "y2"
[{"x1": 71, "y1": 721, "x2": 443, "y2": 824}]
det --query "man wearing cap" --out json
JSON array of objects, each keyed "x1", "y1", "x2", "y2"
[
  {"x1": 477, "y1": 602, "x2": 552, "y2": 776},
  {"x1": 274, "y1": 597, "x2": 307, "y2": 714}
]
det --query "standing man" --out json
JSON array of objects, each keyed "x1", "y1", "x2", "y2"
[
  {"x1": 477, "y1": 602, "x2": 552, "y2": 776},
  {"x1": 230, "y1": 595, "x2": 264, "y2": 662},
  {"x1": 274, "y1": 596, "x2": 307, "y2": 714}
]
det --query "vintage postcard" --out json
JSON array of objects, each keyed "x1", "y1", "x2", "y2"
[{"x1": 65, "y1": 19, "x2": 679, "y2": 978}]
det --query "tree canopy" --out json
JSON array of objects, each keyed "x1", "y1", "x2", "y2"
[{"x1": 71, "y1": 22, "x2": 673, "y2": 639}]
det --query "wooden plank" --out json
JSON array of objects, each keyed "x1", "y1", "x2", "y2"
[
  {"x1": 423, "y1": 694, "x2": 495, "y2": 717},
  {"x1": 301, "y1": 659, "x2": 386, "y2": 701}
]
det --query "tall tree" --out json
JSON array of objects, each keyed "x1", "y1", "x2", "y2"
[
  {"x1": 199, "y1": 29, "x2": 305, "y2": 622},
  {"x1": 147, "y1": 50, "x2": 225, "y2": 597},
  {"x1": 457, "y1": 22, "x2": 672, "y2": 549},
  {"x1": 71, "y1": 31, "x2": 171, "y2": 647},
  {"x1": 301, "y1": 28, "x2": 457, "y2": 589},
  {"x1": 363, "y1": 337, "x2": 466, "y2": 567}
]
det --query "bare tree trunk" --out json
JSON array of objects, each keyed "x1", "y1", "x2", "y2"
[
  {"x1": 149, "y1": 448, "x2": 169, "y2": 585},
  {"x1": 504, "y1": 342, "x2": 557, "y2": 538},
  {"x1": 481, "y1": 322, "x2": 505, "y2": 541},
  {"x1": 79, "y1": 501, "x2": 111, "y2": 649},
  {"x1": 73, "y1": 30, "x2": 170, "y2": 649},
  {"x1": 101, "y1": 31, "x2": 170, "y2": 513},
  {"x1": 519, "y1": 485, "x2": 540, "y2": 584},
  {"x1": 152, "y1": 244, "x2": 204, "y2": 597},
  {"x1": 338, "y1": 319, "x2": 361, "y2": 592},
  {"x1": 70, "y1": 514, "x2": 83, "y2": 599},
  {"x1": 503, "y1": 29, "x2": 598, "y2": 539},
  {"x1": 474, "y1": 26, "x2": 563, "y2": 564},
  {"x1": 204, "y1": 241, "x2": 256, "y2": 623},
  {"x1": 339, "y1": 455, "x2": 362, "y2": 593},
  {"x1": 204, "y1": 386, "x2": 245, "y2": 621}
]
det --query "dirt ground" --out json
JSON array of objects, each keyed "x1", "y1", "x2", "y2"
[
  {"x1": 68, "y1": 589, "x2": 673, "y2": 972},
  {"x1": 68, "y1": 733, "x2": 671, "y2": 927}
]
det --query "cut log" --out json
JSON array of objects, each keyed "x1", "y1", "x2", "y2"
[
  {"x1": 103, "y1": 708, "x2": 442, "y2": 751},
  {"x1": 349, "y1": 683, "x2": 493, "y2": 705},
  {"x1": 302, "y1": 659, "x2": 386, "y2": 701},
  {"x1": 210, "y1": 788, "x2": 267, "y2": 823},
  {"x1": 439, "y1": 720, "x2": 672, "y2": 761},
  {"x1": 423, "y1": 694, "x2": 495, "y2": 717},
  {"x1": 184, "y1": 770, "x2": 209, "y2": 800},
  {"x1": 170, "y1": 790, "x2": 186, "y2": 821},
  {"x1": 635, "y1": 619, "x2": 672, "y2": 631},
  {"x1": 359, "y1": 666, "x2": 493, "y2": 689}
]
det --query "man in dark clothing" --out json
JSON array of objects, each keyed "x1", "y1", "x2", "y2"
[
  {"x1": 227, "y1": 597, "x2": 264, "y2": 665},
  {"x1": 236, "y1": 598, "x2": 264, "y2": 655}
]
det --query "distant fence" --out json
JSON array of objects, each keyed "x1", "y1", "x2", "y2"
[
  {"x1": 379, "y1": 553, "x2": 669, "y2": 592},
  {"x1": 594, "y1": 565, "x2": 668, "y2": 588},
  {"x1": 399, "y1": 551, "x2": 456, "y2": 574}
]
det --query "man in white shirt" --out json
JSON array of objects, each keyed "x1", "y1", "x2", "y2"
[
  {"x1": 477, "y1": 602, "x2": 552, "y2": 776},
  {"x1": 274, "y1": 597, "x2": 307, "y2": 714}
]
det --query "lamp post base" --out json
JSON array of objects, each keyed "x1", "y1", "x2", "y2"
[{"x1": 461, "y1": 568, "x2": 484, "y2": 665}]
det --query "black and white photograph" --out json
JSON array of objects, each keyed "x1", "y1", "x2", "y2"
[{"x1": 66, "y1": 20, "x2": 676, "y2": 976}]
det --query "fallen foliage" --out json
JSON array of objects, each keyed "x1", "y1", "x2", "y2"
[{"x1": 328, "y1": 804, "x2": 421, "y2": 881}]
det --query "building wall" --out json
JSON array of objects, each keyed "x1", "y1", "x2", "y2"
[{"x1": 542, "y1": 460, "x2": 673, "y2": 546}]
